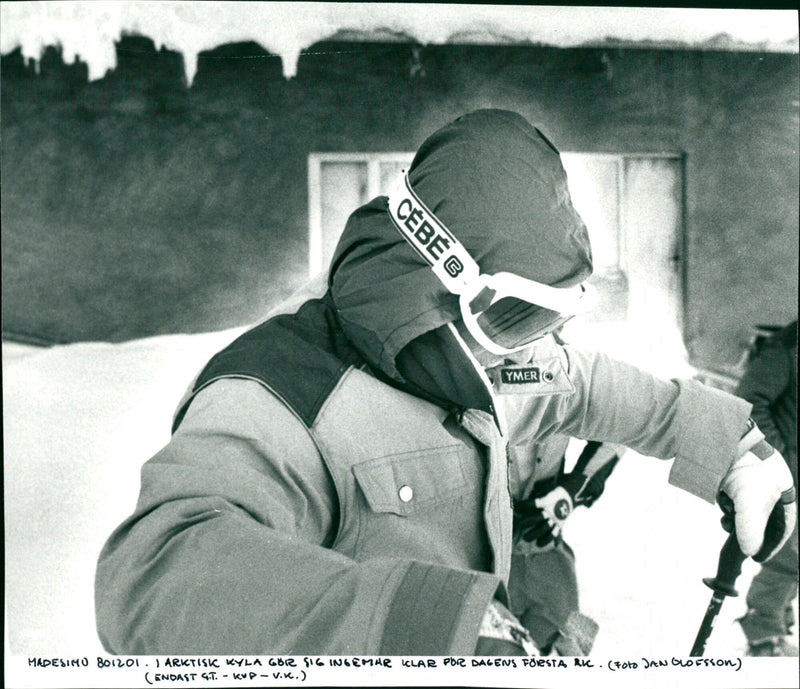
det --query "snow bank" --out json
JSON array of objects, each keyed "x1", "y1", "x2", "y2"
[{"x1": 3, "y1": 329, "x2": 244, "y2": 655}]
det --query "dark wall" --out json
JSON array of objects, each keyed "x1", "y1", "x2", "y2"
[{"x1": 2, "y1": 36, "x2": 798, "y2": 369}]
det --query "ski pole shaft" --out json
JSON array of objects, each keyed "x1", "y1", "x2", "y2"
[
  {"x1": 689, "y1": 532, "x2": 747, "y2": 657},
  {"x1": 690, "y1": 591, "x2": 725, "y2": 657}
]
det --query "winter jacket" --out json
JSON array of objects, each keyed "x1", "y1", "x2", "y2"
[{"x1": 95, "y1": 110, "x2": 754, "y2": 655}]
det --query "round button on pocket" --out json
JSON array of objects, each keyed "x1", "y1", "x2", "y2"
[{"x1": 398, "y1": 485, "x2": 414, "y2": 503}]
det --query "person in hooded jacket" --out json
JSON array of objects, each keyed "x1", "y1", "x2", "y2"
[
  {"x1": 95, "y1": 110, "x2": 796, "y2": 656},
  {"x1": 735, "y1": 320, "x2": 798, "y2": 656}
]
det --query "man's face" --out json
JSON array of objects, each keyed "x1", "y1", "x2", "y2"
[{"x1": 453, "y1": 319, "x2": 537, "y2": 369}]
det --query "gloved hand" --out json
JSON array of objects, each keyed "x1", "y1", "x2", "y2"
[
  {"x1": 475, "y1": 600, "x2": 538, "y2": 655},
  {"x1": 514, "y1": 441, "x2": 621, "y2": 550},
  {"x1": 718, "y1": 436, "x2": 796, "y2": 562}
]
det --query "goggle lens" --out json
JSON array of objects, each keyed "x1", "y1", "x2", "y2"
[{"x1": 474, "y1": 297, "x2": 573, "y2": 350}]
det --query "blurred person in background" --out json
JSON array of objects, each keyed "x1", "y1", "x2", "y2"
[
  {"x1": 736, "y1": 320, "x2": 798, "y2": 656},
  {"x1": 95, "y1": 110, "x2": 795, "y2": 655}
]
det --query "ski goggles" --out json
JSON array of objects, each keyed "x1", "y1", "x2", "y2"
[{"x1": 387, "y1": 172, "x2": 597, "y2": 355}]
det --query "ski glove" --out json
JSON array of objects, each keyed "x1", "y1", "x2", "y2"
[
  {"x1": 718, "y1": 429, "x2": 796, "y2": 562},
  {"x1": 514, "y1": 441, "x2": 621, "y2": 550}
]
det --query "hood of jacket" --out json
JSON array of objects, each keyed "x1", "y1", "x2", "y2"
[{"x1": 328, "y1": 109, "x2": 593, "y2": 409}]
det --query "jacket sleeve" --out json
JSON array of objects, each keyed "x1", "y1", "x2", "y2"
[
  {"x1": 95, "y1": 379, "x2": 499, "y2": 655},
  {"x1": 503, "y1": 346, "x2": 753, "y2": 504},
  {"x1": 735, "y1": 341, "x2": 791, "y2": 454}
]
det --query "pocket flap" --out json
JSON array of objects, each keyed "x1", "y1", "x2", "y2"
[{"x1": 352, "y1": 446, "x2": 475, "y2": 516}]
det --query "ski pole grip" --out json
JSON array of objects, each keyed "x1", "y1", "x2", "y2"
[{"x1": 703, "y1": 532, "x2": 747, "y2": 597}]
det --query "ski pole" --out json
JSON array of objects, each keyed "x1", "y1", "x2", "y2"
[{"x1": 689, "y1": 532, "x2": 747, "y2": 657}]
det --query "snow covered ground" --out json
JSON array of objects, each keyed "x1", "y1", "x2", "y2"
[
  {"x1": 3, "y1": 329, "x2": 245, "y2": 657},
  {"x1": 3, "y1": 322, "x2": 797, "y2": 685}
]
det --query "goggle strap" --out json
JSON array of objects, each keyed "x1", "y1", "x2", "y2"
[{"x1": 387, "y1": 173, "x2": 481, "y2": 297}]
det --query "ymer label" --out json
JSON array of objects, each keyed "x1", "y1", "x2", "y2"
[{"x1": 500, "y1": 367, "x2": 548, "y2": 384}]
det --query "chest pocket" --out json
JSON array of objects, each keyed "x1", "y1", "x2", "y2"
[
  {"x1": 345, "y1": 445, "x2": 488, "y2": 570},
  {"x1": 342, "y1": 446, "x2": 487, "y2": 569},
  {"x1": 312, "y1": 367, "x2": 491, "y2": 569},
  {"x1": 352, "y1": 446, "x2": 479, "y2": 516}
]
